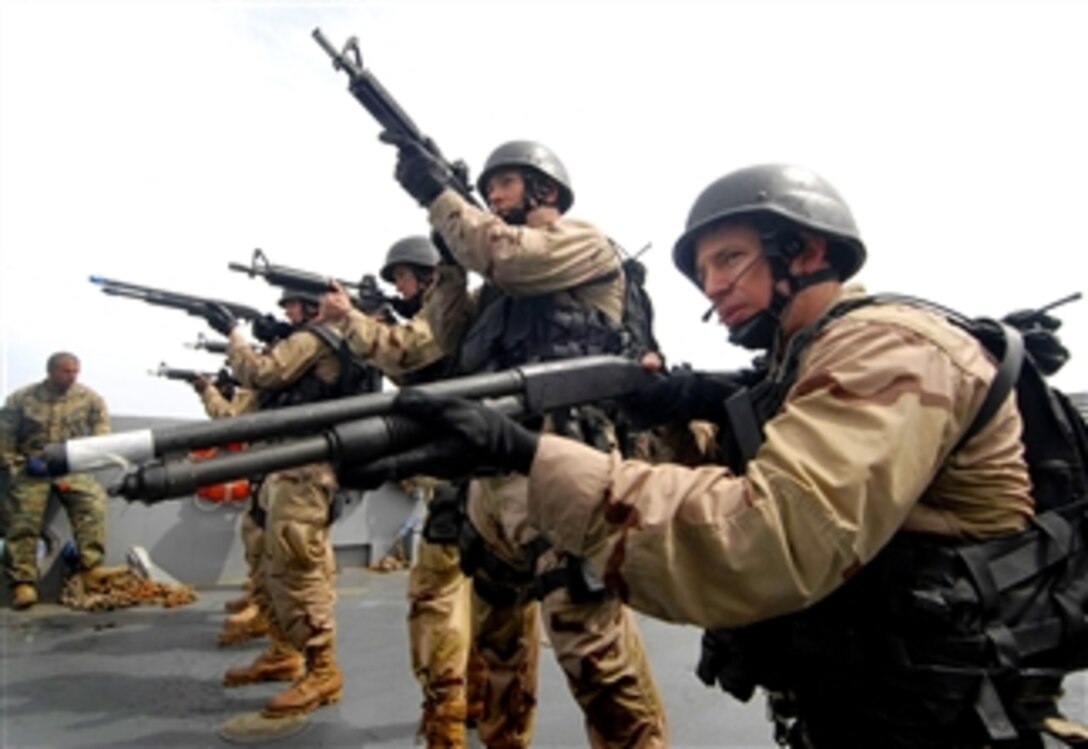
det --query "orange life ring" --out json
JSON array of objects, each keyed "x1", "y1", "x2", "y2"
[{"x1": 190, "y1": 444, "x2": 251, "y2": 502}]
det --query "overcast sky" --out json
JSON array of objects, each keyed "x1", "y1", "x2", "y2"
[{"x1": 1, "y1": 0, "x2": 1085, "y2": 419}]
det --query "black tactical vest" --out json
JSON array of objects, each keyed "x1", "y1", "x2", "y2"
[
  {"x1": 257, "y1": 323, "x2": 381, "y2": 410},
  {"x1": 701, "y1": 295, "x2": 1088, "y2": 748},
  {"x1": 454, "y1": 280, "x2": 631, "y2": 376}
]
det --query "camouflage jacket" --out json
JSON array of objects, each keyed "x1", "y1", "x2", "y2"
[
  {"x1": 0, "y1": 382, "x2": 110, "y2": 470},
  {"x1": 523, "y1": 285, "x2": 1034, "y2": 629},
  {"x1": 339, "y1": 306, "x2": 444, "y2": 384},
  {"x1": 423, "y1": 189, "x2": 624, "y2": 357}
]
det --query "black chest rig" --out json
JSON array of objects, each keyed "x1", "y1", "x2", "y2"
[
  {"x1": 257, "y1": 324, "x2": 382, "y2": 411},
  {"x1": 454, "y1": 279, "x2": 634, "y2": 376},
  {"x1": 700, "y1": 295, "x2": 1088, "y2": 748}
]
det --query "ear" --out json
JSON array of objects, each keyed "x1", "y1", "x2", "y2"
[
  {"x1": 792, "y1": 233, "x2": 829, "y2": 274},
  {"x1": 537, "y1": 179, "x2": 560, "y2": 207}
]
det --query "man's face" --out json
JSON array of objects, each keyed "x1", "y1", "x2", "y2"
[
  {"x1": 282, "y1": 300, "x2": 305, "y2": 325},
  {"x1": 485, "y1": 168, "x2": 526, "y2": 220},
  {"x1": 47, "y1": 357, "x2": 80, "y2": 392},
  {"x1": 391, "y1": 265, "x2": 422, "y2": 301},
  {"x1": 694, "y1": 223, "x2": 773, "y2": 331}
]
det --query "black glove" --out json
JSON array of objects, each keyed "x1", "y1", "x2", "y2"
[
  {"x1": 1001, "y1": 309, "x2": 1070, "y2": 376},
  {"x1": 393, "y1": 390, "x2": 540, "y2": 475},
  {"x1": 24, "y1": 456, "x2": 50, "y2": 478},
  {"x1": 252, "y1": 314, "x2": 292, "y2": 345},
  {"x1": 380, "y1": 131, "x2": 455, "y2": 207},
  {"x1": 204, "y1": 303, "x2": 237, "y2": 337},
  {"x1": 1003, "y1": 308, "x2": 1062, "y2": 333},
  {"x1": 622, "y1": 367, "x2": 747, "y2": 430},
  {"x1": 696, "y1": 628, "x2": 756, "y2": 702}
]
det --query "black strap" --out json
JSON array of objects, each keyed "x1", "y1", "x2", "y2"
[
  {"x1": 954, "y1": 320, "x2": 1025, "y2": 454},
  {"x1": 725, "y1": 390, "x2": 764, "y2": 465}
]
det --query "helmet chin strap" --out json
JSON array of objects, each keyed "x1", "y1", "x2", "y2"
[
  {"x1": 707, "y1": 230, "x2": 840, "y2": 351},
  {"x1": 499, "y1": 171, "x2": 552, "y2": 225}
]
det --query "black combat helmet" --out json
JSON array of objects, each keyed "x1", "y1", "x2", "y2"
[
  {"x1": 673, "y1": 164, "x2": 866, "y2": 286},
  {"x1": 380, "y1": 236, "x2": 441, "y2": 283},
  {"x1": 278, "y1": 289, "x2": 323, "y2": 308},
  {"x1": 476, "y1": 140, "x2": 574, "y2": 214}
]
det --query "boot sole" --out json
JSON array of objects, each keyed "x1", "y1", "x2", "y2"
[
  {"x1": 223, "y1": 670, "x2": 305, "y2": 688},
  {"x1": 261, "y1": 688, "x2": 343, "y2": 718},
  {"x1": 217, "y1": 629, "x2": 270, "y2": 647}
]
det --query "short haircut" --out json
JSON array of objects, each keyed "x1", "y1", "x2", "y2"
[{"x1": 47, "y1": 352, "x2": 80, "y2": 372}]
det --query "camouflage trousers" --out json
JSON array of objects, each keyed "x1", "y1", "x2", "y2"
[
  {"x1": 3, "y1": 472, "x2": 106, "y2": 585},
  {"x1": 240, "y1": 484, "x2": 269, "y2": 615},
  {"x1": 409, "y1": 532, "x2": 473, "y2": 708},
  {"x1": 262, "y1": 464, "x2": 337, "y2": 652},
  {"x1": 467, "y1": 474, "x2": 668, "y2": 749}
]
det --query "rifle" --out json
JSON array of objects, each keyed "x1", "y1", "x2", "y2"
[
  {"x1": 150, "y1": 364, "x2": 239, "y2": 400},
  {"x1": 229, "y1": 248, "x2": 399, "y2": 321},
  {"x1": 91, "y1": 276, "x2": 265, "y2": 322},
  {"x1": 185, "y1": 333, "x2": 230, "y2": 355},
  {"x1": 228, "y1": 247, "x2": 361, "y2": 297},
  {"x1": 45, "y1": 355, "x2": 657, "y2": 502},
  {"x1": 311, "y1": 28, "x2": 480, "y2": 207}
]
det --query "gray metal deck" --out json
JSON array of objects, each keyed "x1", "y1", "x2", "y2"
[{"x1": 1, "y1": 567, "x2": 772, "y2": 748}]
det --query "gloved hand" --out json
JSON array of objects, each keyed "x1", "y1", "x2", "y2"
[
  {"x1": 190, "y1": 374, "x2": 211, "y2": 395},
  {"x1": 338, "y1": 435, "x2": 468, "y2": 489},
  {"x1": 1002, "y1": 308, "x2": 1062, "y2": 333},
  {"x1": 393, "y1": 390, "x2": 540, "y2": 475},
  {"x1": 380, "y1": 131, "x2": 455, "y2": 207},
  {"x1": 622, "y1": 367, "x2": 747, "y2": 430},
  {"x1": 696, "y1": 628, "x2": 756, "y2": 702},
  {"x1": 24, "y1": 456, "x2": 50, "y2": 478},
  {"x1": 1001, "y1": 309, "x2": 1070, "y2": 376},
  {"x1": 252, "y1": 314, "x2": 292, "y2": 344},
  {"x1": 204, "y1": 303, "x2": 237, "y2": 337}
]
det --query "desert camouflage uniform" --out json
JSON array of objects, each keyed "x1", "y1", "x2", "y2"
[
  {"x1": 522, "y1": 287, "x2": 1037, "y2": 746},
  {"x1": 341, "y1": 306, "x2": 484, "y2": 745},
  {"x1": 200, "y1": 387, "x2": 269, "y2": 633},
  {"x1": 225, "y1": 327, "x2": 344, "y2": 714},
  {"x1": 424, "y1": 188, "x2": 667, "y2": 749},
  {"x1": 1, "y1": 381, "x2": 110, "y2": 584}
]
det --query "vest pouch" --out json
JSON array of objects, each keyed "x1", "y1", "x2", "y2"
[{"x1": 422, "y1": 484, "x2": 464, "y2": 545}]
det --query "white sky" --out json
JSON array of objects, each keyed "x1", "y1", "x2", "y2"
[{"x1": 1, "y1": 0, "x2": 1085, "y2": 418}]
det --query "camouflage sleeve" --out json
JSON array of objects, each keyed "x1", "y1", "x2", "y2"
[
  {"x1": 427, "y1": 189, "x2": 621, "y2": 297},
  {"x1": 526, "y1": 315, "x2": 997, "y2": 629},
  {"x1": 341, "y1": 308, "x2": 445, "y2": 381},
  {"x1": 201, "y1": 387, "x2": 258, "y2": 419},
  {"x1": 201, "y1": 386, "x2": 233, "y2": 419},
  {"x1": 90, "y1": 391, "x2": 110, "y2": 436},
  {"x1": 228, "y1": 331, "x2": 324, "y2": 390},
  {"x1": 422, "y1": 264, "x2": 477, "y2": 357},
  {"x1": 0, "y1": 391, "x2": 22, "y2": 469}
]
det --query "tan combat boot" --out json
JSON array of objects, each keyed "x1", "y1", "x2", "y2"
[
  {"x1": 223, "y1": 630, "x2": 304, "y2": 687},
  {"x1": 421, "y1": 697, "x2": 468, "y2": 749},
  {"x1": 217, "y1": 604, "x2": 269, "y2": 647},
  {"x1": 223, "y1": 593, "x2": 251, "y2": 614},
  {"x1": 261, "y1": 642, "x2": 343, "y2": 717},
  {"x1": 81, "y1": 566, "x2": 120, "y2": 593},
  {"x1": 12, "y1": 583, "x2": 38, "y2": 610}
]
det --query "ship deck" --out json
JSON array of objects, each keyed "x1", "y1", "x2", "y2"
[{"x1": 3, "y1": 566, "x2": 1086, "y2": 748}]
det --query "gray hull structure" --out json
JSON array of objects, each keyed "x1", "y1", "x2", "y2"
[{"x1": 2, "y1": 414, "x2": 1086, "y2": 747}]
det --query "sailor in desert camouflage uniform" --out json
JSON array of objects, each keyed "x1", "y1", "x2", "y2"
[
  {"x1": 207, "y1": 290, "x2": 351, "y2": 719},
  {"x1": 320, "y1": 235, "x2": 485, "y2": 749},
  {"x1": 389, "y1": 164, "x2": 1088, "y2": 748},
  {"x1": 386, "y1": 137, "x2": 668, "y2": 748}
]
